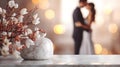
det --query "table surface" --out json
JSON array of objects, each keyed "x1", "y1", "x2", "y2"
[{"x1": 0, "y1": 55, "x2": 120, "y2": 66}]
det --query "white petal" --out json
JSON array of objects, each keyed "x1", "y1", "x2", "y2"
[
  {"x1": 8, "y1": 0, "x2": 15, "y2": 8},
  {"x1": 32, "y1": 18, "x2": 40, "y2": 25},
  {"x1": 2, "y1": 9, "x2": 6, "y2": 14},
  {"x1": 26, "y1": 28, "x2": 33, "y2": 35},
  {"x1": 0, "y1": 7, "x2": 2, "y2": 14},
  {"x1": 1, "y1": 50, "x2": 9, "y2": 56},
  {"x1": 33, "y1": 14, "x2": 38, "y2": 19},
  {"x1": 34, "y1": 27, "x2": 39, "y2": 31},
  {"x1": 11, "y1": 17, "x2": 14, "y2": 20},
  {"x1": 34, "y1": 31, "x2": 40, "y2": 39},
  {"x1": 13, "y1": 17, "x2": 18, "y2": 24},
  {"x1": 15, "y1": 41, "x2": 21, "y2": 47},
  {"x1": 23, "y1": 25, "x2": 28, "y2": 29},
  {"x1": 2, "y1": 31, "x2": 7, "y2": 36},
  {"x1": 1, "y1": 45, "x2": 9, "y2": 55},
  {"x1": 2, "y1": 18, "x2": 7, "y2": 24},
  {"x1": 26, "y1": 39, "x2": 35, "y2": 48},
  {"x1": 20, "y1": 8, "x2": 28, "y2": 15},
  {"x1": 8, "y1": 32, "x2": 12, "y2": 37},
  {"x1": 42, "y1": 33, "x2": 47, "y2": 37},
  {"x1": 13, "y1": 50, "x2": 21, "y2": 58},
  {"x1": 18, "y1": 15, "x2": 24, "y2": 23},
  {"x1": 12, "y1": 13, "x2": 16, "y2": 17},
  {"x1": 14, "y1": 3, "x2": 18, "y2": 8},
  {"x1": 2, "y1": 46, "x2": 9, "y2": 51}
]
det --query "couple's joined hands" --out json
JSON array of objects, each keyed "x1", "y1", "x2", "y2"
[
  {"x1": 75, "y1": 22, "x2": 92, "y2": 32},
  {"x1": 75, "y1": 22, "x2": 82, "y2": 27}
]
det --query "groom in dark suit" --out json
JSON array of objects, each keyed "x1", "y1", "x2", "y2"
[{"x1": 73, "y1": 0, "x2": 88, "y2": 54}]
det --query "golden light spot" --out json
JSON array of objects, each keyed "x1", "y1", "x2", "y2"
[
  {"x1": 32, "y1": 0, "x2": 49, "y2": 9},
  {"x1": 39, "y1": 0, "x2": 49, "y2": 9},
  {"x1": 45, "y1": 9, "x2": 55, "y2": 20},
  {"x1": 108, "y1": 23, "x2": 118, "y2": 34},
  {"x1": 104, "y1": 5, "x2": 113, "y2": 15},
  {"x1": 54, "y1": 24, "x2": 65, "y2": 34},
  {"x1": 32, "y1": 0, "x2": 40, "y2": 4},
  {"x1": 94, "y1": 43, "x2": 103, "y2": 55}
]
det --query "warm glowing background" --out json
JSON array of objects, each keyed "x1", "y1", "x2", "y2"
[{"x1": 0, "y1": 0, "x2": 120, "y2": 55}]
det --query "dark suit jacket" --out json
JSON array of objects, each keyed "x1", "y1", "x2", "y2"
[{"x1": 73, "y1": 7, "x2": 85, "y2": 38}]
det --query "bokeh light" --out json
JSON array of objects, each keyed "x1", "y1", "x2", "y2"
[
  {"x1": 104, "y1": 5, "x2": 113, "y2": 15},
  {"x1": 32, "y1": 0, "x2": 49, "y2": 9},
  {"x1": 45, "y1": 9, "x2": 55, "y2": 20},
  {"x1": 94, "y1": 43, "x2": 103, "y2": 54},
  {"x1": 54, "y1": 24, "x2": 65, "y2": 35},
  {"x1": 108, "y1": 23, "x2": 118, "y2": 34},
  {"x1": 39, "y1": 0, "x2": 49, "y2": 9},
  {"x1": 32, "y1": 0, "x2": 40, "y2": 5}
]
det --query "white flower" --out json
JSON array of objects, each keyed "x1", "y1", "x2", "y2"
[
  {"x1": 22, "y1": 25, "x2": 28, "y2": 29},
  {"x1": 42, "y1": 33, "x2": 47, "y2": 37},
  {"x1": 13, "y1": 17, "x2": 18, "y2": 24},
  {"x1": 2, "y1": 31, "x2": 7, "y2": 36},
  {"x1": 34, "y1": 27, "x2": 39, "y2": 31},
  {"x1": 18, "y1": 15, "x2": 24, "y2": 23},
  {"x1": 8, "y1": 0, "x2": 15, "y2": 8},
  {"x1": 26, "y1": 29, "x2": 33, "y2": 35},
  {"x1": 15, "y1": 41, "x2": 23, "y2": 49},
  {"x1": 25, "y1": 28, "x2": 33, "y2": 36},
  {"x1": 2, "y1": 45, "x2": 9, "y2": 51},
  {"x1": 33, "y1": 14, "x2": 38, "y2": 19},
  {"x1": 32, "y1": 14, "x2": 40, "y2": 25},
  {"x1": 3, "y1": 37, "x2": 11, "y2": 46},
  {"x1": 20, "y1": 8, "x2": 28, "y2": 15},
  {"x1": 2, "y1": 9, "x2": 6, "y2": 14},
  {"x1": 32, "y1": 18, "x2": 40, "y2": 25},
  {"x1": 1, "y1": 38, "x2": 11, "y2": 56},
  {"x1": 11, "y1": 17, "x2": 18, "y2": 24},
  {"x1": 2, "y1": 18, "x2": 8, "y2": 25},
  {"x1": 13, "y1": 50, "x2": 21, "y2": 58},
  {"x1": 26, "y1": 38, "x2": 35, "y2": 48},
  {"x1": 14, "y1": 3, "x2": 18, "y2": 8},
  {"x1": 11, "y1": 16, "x2": 14, "y2": 19},
  {"x1": 8, "y1": 32, "x2": 12, "y2": 37},
  {"x1": 12, "y1": 13, "x2": 16, "y2": 17},
  {"x1": 1, "y1": 45, "x2": 9, "y2": 56},
  {"x1": 34, "y1": 31, "x2": 41, "y2": 39},
  {"x1": 0, "y1": 7, "x2": 2, "y2": 14}
]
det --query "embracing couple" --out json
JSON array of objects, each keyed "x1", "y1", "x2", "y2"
[{"x1": 73, "y1": 0, "x2": 96, "y2": 55}]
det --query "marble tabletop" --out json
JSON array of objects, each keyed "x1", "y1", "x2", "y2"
[{"x1": 0, "y1": 55, "x2": 120, "y2": 67}]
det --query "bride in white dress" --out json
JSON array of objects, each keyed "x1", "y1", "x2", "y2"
[{"x1": 80, "y1": 3, "x2": 96, "y2": 55}]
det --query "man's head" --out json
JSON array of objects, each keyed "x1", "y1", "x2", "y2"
[{"x1": 79, "y1": 0, "x2": 87, "y2": 7}]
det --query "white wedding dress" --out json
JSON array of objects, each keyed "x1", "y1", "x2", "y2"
[{"x1": 80, "y1": 20, "x2": 95, "y2": 55}]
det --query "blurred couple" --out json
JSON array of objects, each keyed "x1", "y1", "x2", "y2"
[{"x1": 73, "y1": 0, "x2": 96, "y2": 55}]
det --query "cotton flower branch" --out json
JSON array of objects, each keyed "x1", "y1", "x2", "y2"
[{"x1": 0, "y1": 0, "x2": 45, "y2": 58}]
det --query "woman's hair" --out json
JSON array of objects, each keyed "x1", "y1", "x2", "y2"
[
  {"x1": 88, "y1": 3, "x2": 96, "y2": 22},
  {"x1": 79, "y1": 0, "x2": 87, "y2": 3}
]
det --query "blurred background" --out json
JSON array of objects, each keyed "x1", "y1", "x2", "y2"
[{"x1": 0, "y1": 0, "x2": 120, "y2": 55}]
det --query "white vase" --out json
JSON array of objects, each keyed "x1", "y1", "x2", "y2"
[{"x1": 20, "y1": 37, "x2": 54, "y2": 60}]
